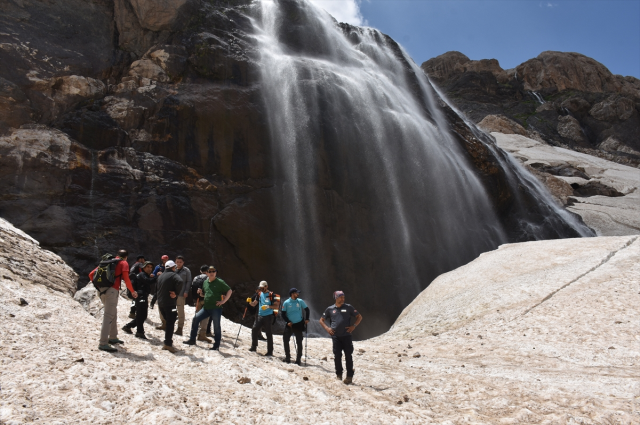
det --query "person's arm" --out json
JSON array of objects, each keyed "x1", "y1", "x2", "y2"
[
  {"x1": 304, "y1": 307, "x2": 310, "y2": 323},
  {"x1": 216, "y1": 289, "x2": 233, "y2": 307},
  {"x1": 281, "y1": 310, "x2": 291, "y2": 326},
  {"x1": 346, "y1": 314, "x2": 362, "y2": 333},
  {"x1": 319, "y1": 316, "x2": 335, "y2": 336},
  {"x1": 120, "y1": 263, "x2": 137, "y2": 298},
  {"x1": 250, "y1": 292, "x2": 259, "y2": 307}
]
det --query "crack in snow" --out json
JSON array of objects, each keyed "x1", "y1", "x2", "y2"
[{"x1": 520, "y1": 236, "x2": 638, "y2": 318}]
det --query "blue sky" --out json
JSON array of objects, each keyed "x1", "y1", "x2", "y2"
[{"x1": 311, "y1": 0, "x2": 640, "y2": 78}]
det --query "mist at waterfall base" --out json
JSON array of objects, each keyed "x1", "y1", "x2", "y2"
[{"x1": 250, "y1": 0, "x2": 592, "y2": 339}]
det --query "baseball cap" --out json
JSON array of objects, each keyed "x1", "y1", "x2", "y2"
[
  {"x1": 161, "y1": 255, "x2": 169, "y2": 260},
  {"x1": 259, "y1": 281, "x2": 268, "y2": 288},
  {"x1": 289, "y1": 288, "x2": 300, "y2": 295},
  {"x1": 165, "y1": 260, "x2": 177, "y2": 268}
]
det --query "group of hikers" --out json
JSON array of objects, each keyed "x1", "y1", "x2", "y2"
[{"x1": 89, "y1": 250, "x2": 363, "y2": 384}]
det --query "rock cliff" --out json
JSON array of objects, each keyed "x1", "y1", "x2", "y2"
[
  {"x1": 422, "y1": 51, "x2": 640, "y2": 167},
  {"x1": 0, "y1": 0, "x2": 590, "y2": 335}
]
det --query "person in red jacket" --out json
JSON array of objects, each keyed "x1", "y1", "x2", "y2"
[{"x1": 89, "y1": 250, "x2": 138, "y2": 352}]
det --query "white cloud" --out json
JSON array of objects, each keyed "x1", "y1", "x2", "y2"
[
  {"x1": 539, "y1": 1, "x2": 558, "y2": 7},
  {"x1": 309, "y1": 0, "x2": 366, "y2": 26}
]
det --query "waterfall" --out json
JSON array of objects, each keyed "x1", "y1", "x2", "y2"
[
  {"x1": 249, "y1": 0, "x2": 591, "y2": 337},
  {"x1": 530, "y1": 91, "x2": 546, "y2": 104}
]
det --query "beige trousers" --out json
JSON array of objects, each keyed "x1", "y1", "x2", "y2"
[
  {"x1": 177, "y1": 295, "x2": 186, "y2": 329},
  {"x1": 99, "y1": 287, "x2": 119, "y2": 345},
  {"x1": 196, "y1": 300, "x2": 210, "y2": 337}
]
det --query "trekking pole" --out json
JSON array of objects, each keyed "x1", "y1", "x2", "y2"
[
  {"x1": 233, "y1": 306, "x2": 248, "y2": 349},
  {"x1": 305, "y1": 324, "x2": 308, "y2": 366}
]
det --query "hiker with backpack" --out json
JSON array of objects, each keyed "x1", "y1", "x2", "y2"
[
  {"x1": 122, "y1": 261, "x2": 156, "y2": 339},
  {"x1": 127, "y1": 255, "x2": 145, "y2": 319},
  {"x1": 155, "y1": 260, "x2": 184, "y2": 353},
  {"x1": 249, "y1": 281, "x2": 280, "y2": 356},
  {"x1": 183, "y1": 265, "x2": 232, "y2": 351},
  {"x1": 174, "y1": 255, "x2": 192, "y2": 336},
  {"x1": 319, "y1": 291, "x2": 362, "y2": 385},
  {"x1": 281, "y1": 288, "x2": 310, "y2": 365},
  {"x1": 89, "y1": 250, "x2": 137, "y2": 353},
  {"x1": 190, "y1": 265, "x2": 212, "y2": 343}
]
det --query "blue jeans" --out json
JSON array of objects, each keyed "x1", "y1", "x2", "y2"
[{"x1": 190, "y1": 308, "x2": 222, "y2": 348}]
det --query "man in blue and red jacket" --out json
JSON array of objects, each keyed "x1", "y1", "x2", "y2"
[{"x1": 89, "y1": 249, "x2": 137, "y2": 352}]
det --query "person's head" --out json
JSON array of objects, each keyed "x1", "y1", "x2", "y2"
[
  {"x1": 175, "y1": 255, "x2": 185, "y2": 269},
  {"x1": 289, "y1": 288, "x2": 300, "y2": 300},
  {"x1": 164, "y1": 260, "x2": 177, "y2": 271},
  {"x1": 200, "y1": 264, "x2": 208, "y2": 274},
  {"x1": 142, "y1": 261, "x2": 154, "y2": 274},
  {"x1": 259, "y1": 281, "x2": 268, "y2": 292},
  {"x1": 206, "y1": 266, "x2": 217, "y2": 280},
  {"x1": 161, "y1": 255, "x2": 169, "y2": 265},
  {"x1": 334, "y1": 291, "x2": 345, "y2": 305},
  {"x1": 117, "y1": 249, "x2": 128, "y2": 260},
  {"x1": 136, "y1": 255, "x2": 145, "y2": 263}
]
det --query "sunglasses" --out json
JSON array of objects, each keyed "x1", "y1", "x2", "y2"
[{"x1": 207, "y1": 270, "x2": 217, "y2": 273}]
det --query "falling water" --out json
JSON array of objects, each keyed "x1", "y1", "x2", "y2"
[
  {"x1": 89, "y1": 150, "x2": 100, "y2": 260},
  {"x1": 530, "y1": 91, "x2": 546, "y2": 104},
  {"x1": 249, "y1": 0, "x2": 591, "y2": 336}
]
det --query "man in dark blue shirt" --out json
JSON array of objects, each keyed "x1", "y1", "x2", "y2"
[{"x1": 319, "y1": 291, "x2": 363, "y2": 384}]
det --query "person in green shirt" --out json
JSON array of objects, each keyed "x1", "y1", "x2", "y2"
[{"x1": 183, "y1": 266, "x2": 232, "y2": 350}]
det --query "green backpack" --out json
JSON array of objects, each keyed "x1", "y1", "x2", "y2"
[{"x1": 91, "y1": 254, "x2": 122, "y2": 290}]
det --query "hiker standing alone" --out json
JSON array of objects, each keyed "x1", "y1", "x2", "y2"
[
  {"x1": 89, "y1": 250, "x2": 137, "y2": 353},
  {"x1": 281, "y1": 288, "x2": 309, "y2": 365},
  {"x1": 319, "y1": 291, "x2": 362, "y2": 384},
  {"x1": 249, "y1": 281, "x2": 276, "y2": 356},
  {"x1": 174, "y1": 255, "x2": 192, "y2": 336},
  {"x1": 155, "y1": 260, "x2": 183, "y2": 353}
]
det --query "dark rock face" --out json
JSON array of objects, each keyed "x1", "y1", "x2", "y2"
[
  {"x1": 0, "y1": 1, "x2": 591, "y2": 335},
  {"x1": 422, "y1": 51, "x2": 640, "y2": 168}
]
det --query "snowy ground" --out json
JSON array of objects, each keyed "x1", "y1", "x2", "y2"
[{"x1": 1, "y1": 218, "x2": 639, "y2": 424}]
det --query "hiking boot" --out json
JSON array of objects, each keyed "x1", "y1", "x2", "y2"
[
  {"x1": 336, "y1": 373, "x2": 343, "y2": 380},
  {"x1": 282, "y1": 357, "x2": 291, "y2": 363},
  {"x1": 183, "y1": 339, "x2": 196, "y2": 346},
  {"x1": 162, "y1": 345, "x2": 179, "y2": 353},
  {"x1": 135, "y1": 333, "x2": 147, "y2": 340},
  {"x1": 122, "y1": 326, "x2": 133, "y2": 334},
  {"x1": 248, "y1": 347, "x2": 257, "y2": 352},
  {"x1": 98, "y1": 344, "x2": 117, "y2": 352},
  {"x1": 109, "y1": 338, "x2": 125, "y2": 345},
  {"x1": 197, "y1": 335, "x2": 212, "y2": 343},
  {"x1": 155, "y1": 325, "x2": 166, "y2": 330},
  {"x1": 175, "y1": 327, "x2": 183, "y2": 336},
  {"x1": 343, "y1": 376, "x2": 353, "y2": 385},
  {"x1": 205, "y1": 332, "x2": 213, "y2": 337},
  {"x1": 128, "y1": 312, "x2": 136, "y2": 319},
  {"x1": 210, "y1": 346, "x2": 219, "y2": 351}
]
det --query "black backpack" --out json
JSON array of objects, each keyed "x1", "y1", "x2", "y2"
[
  {"x1": 191, "y1": 274, "x2": 207, "y2": 301},
  {"x1": 91, "y1": 254, "x2": 122, "y2": 290}
]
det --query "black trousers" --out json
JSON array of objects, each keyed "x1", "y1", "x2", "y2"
[
  {"x1": 251, "y1": 315, "x2": 273, "y2": 353},
  {"x1": 125, "y1": 297, "x2": 149, "y2": 334},
  {"x1": 283, "y1": 321, "x2": 304, "y2": 360},
  {"x1": 159, "y1": 306, "x2": 177, "y2": 347},
  {"x1": 332, "y1": 335, "x2": 354, "y2": 377}
]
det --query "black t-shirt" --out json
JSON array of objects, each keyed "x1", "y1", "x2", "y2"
[{"x1": 322, "y1": 303, "x2": 359, "y2": 337}]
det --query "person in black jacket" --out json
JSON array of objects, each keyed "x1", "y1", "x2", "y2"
[
  {"x1": 122, "y1": 261, "x2": 155, "y2": 339},
  {"x1": 155, "y1": 260, "x2": 183, "y2": 353},
  {"x1": 127, "y1": 255, "x2": 145, "y2": 319}
]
